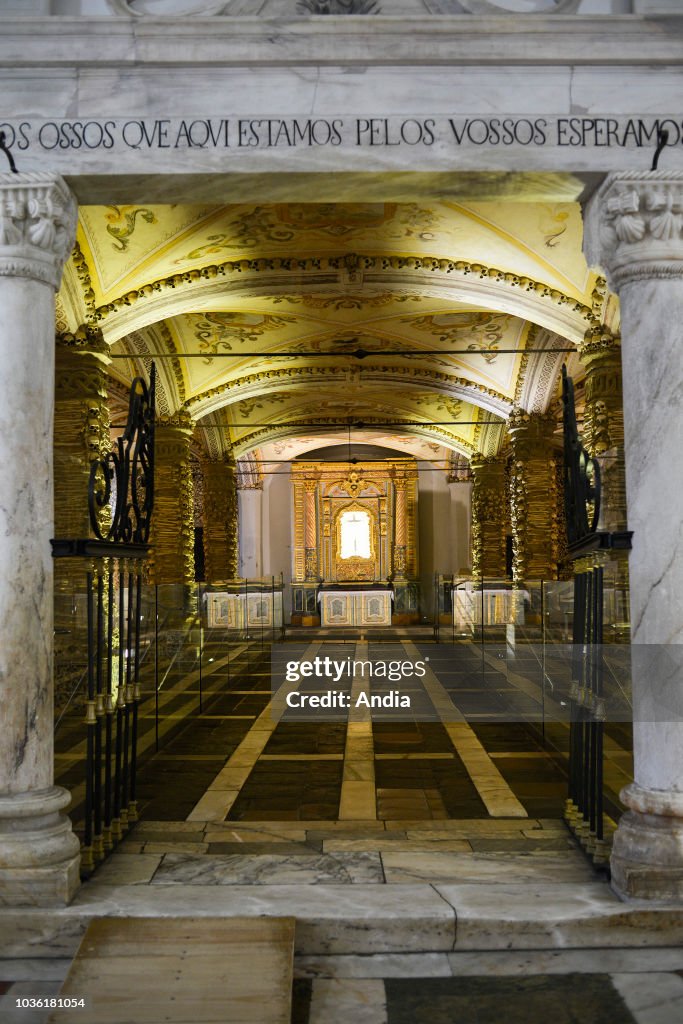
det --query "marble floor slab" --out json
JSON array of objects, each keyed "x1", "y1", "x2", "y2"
[
  {"x1": 382, "y1": 974, "x2": 636, "y2": 1024},
  {"x1": 435, "y1": 882, "x2": 683, "y2": 950},
  {"x1": 295, "y1": 953, "x2": 453, "y2": 980},
  {"x1": 611, "y1": 971, "x2": 683, "y2": 1024},
  {"x1": 15, "y1": 883, "x2": 457, "y2": 956},
  {"x1": 295, "y1": 947, "x2": 683, "y2": 980},
  {"x1": 308, "y1": 979, "x2": 387, "y2": 1024},
  {"x1": 323, "y1": 839, "x2": 473, "y2": 853},
  {"x1": 151, "y1": 851, "x2": 385, "y2": 885},
  {"x1": 90, "y1": 854, "x2": 163, "y2": 886}
]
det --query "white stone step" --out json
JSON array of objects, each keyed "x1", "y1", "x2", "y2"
[{"x1": 2, "y1": 880, "x2": 683, "y2": 962}]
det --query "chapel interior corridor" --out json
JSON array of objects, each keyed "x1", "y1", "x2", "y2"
[{"x1": 9, "y1": 173, "x2": 683, "y2": 1024}]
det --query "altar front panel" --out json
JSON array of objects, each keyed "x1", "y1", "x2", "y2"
[
  {"x1": 206, "y1": 591, "x2": 283, "y2": 629},
  {"x1": 319, "y1": 590, "x2": 392, "y2": 627}
]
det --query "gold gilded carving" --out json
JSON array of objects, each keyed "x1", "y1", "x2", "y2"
[
  {"x1": 338, "y1": 470, "x2": 365, "y2": 497},
  {"x1": 292, "y1": 460, "x2": 418, "y2": 586},
  {"x1": 335, "y1": 557, "x2": 376, "y2": 582},
  {"x1": 303, "y1": 477, "x2": 320, "y2": 580},
  {"x1": 293, "y1": 479, "x2": 306, "y2": 582}
]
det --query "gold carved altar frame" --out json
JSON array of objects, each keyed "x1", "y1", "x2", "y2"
[{"x1": 291, "y1": 460, "x2": 418, "y2": 584}]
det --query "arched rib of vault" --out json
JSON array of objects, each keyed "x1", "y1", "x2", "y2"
[
  {"x1": 515, "y1": 327, "x2": 572, "y2": 414},
  {"x1": 184, "y1": 365, "x2": 511, "y2": 421},
  {"x1": 59, "y1": 250, "x2": 92, "y2": 334},
  {"x1": 232, "y1": 420, "x2": 477, "y2": 460},
  {"x1": 195, "y1": 411, "x2": 234, "y2": 462},
  {"x1": 257, "y1": 433, "x2": 455, "y2": 467},
  {"x1": 225, "y1": 388, "x2": 497, "y2": 453},
  {"x1": 94, "y1": 259, "x2": 593, "y2": 347},
  {"x1": 115, "y1": 327, "x2": 184, "y2": 413}
]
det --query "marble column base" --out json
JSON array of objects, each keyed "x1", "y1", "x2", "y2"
[
  {"x1": 0, "y1": 787, "x2": 80, "y2": 907},
  {"x1": 611, "y1": 784, "x2": 683, "y2": 902}
]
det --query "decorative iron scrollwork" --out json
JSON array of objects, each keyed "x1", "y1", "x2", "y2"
[
  {"x1": 562, "y1": 364, "x2": 600, "y2": 550},
  {"x1": 89, "y1": 366, "x2": 156, "y2": 545}
]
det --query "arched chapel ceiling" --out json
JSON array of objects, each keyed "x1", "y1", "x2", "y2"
[{"x1": 61, "y1": 198, "x2": 609, "y2": 468}]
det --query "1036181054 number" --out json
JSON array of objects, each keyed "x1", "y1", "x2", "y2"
[{"x1": 15, "y1": 997, "x2": 86, "y2": 1009}]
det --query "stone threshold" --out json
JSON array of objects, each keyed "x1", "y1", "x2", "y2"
[{"x1": 2, "y1": 880, "x2": 683, "y2": 961}]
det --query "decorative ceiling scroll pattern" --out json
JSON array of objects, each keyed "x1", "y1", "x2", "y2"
[
  {"x1": 190, "y1": 311, "x2": 298, "y2": 360},
  {"x1": 172, "y1": 204, "x2": 440, "y2": 264}
]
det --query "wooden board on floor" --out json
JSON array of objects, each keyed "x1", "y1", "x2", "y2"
[{"x1": 47, "y1": 916, "x2": 295, "y2": 1024}]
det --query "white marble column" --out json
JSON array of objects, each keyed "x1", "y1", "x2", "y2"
[
  {"x1": 449, "y1": 480, "x2": 472, "y2": 575},
  {"x1": 0, "y1": 173, "x2": 80, "y2": 905},
  {"x1": 238, "y1": 483, "x2": 263, "y2": 579},
  {"x1": 584, "y1": 171, "x2": 683, "y2": 900}
]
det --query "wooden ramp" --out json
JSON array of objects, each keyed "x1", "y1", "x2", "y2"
[{"x1": 47, "y1": 916, "x2": 295, "y2": 1024}]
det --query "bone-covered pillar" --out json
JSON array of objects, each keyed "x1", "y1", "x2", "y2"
[
  {"x1": 470, "y1": 453, "x2": 507, "y2": 579},
  {"x1": 508, "y1": 410, "x2": 559, "y2": 584},
  {"x1": 148, "y1": 411, "x2": 195, "y2": 589},
  {"x1": 202, "y1": 455, "x2": 238, "y2": 583},
  {"x1": 579, "y1": 328, "x2": 627, "y2": 534},
  {"x1": 0, "y1": 173, "x2": 81, "y2": 905},
  {"x1": 584, "y1": 171, "x2": 683, "y2": 899}
]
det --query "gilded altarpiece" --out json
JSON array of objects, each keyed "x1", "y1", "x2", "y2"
[{"x1": 291, "y1": 460, "x2": 418, "y2": 586}]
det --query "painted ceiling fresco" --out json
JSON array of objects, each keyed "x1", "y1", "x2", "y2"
[
  {"x1": 65, "y1": 198, "x2": 603, "y2": 466},
  {"x1": 78, "y1": 200, "x2": 590, "y2": 305}
]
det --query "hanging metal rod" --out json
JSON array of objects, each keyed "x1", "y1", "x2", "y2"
[
  {"x1": 114, "y1": 419, "x2": 511, "y2": 429},
  {"x1": 110, "y1": 348, "x2": 575, "y2": 359}
]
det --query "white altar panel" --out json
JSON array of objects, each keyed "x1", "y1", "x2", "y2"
[
  {"x1": 319, "y1": 590, "x2": 392, "y2": 627},
  {"x1": 206, "y1": 591, "x2": 283, "y2": 629},
  {"x1": 452, "y1": 585, "x2": 526, "y2": 630}
]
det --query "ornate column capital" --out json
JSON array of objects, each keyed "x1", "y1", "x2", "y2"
[
  {"x1": 0, "y1": 173, "x2": 77, "y2": 289},
  {"x1": 579, "y1": 328, "x2": 621, "y2": 360},
  {"x1": 56, "y1": 324, "x2": 110, "y2": 363},
  {"x1": 156, "y1": 409, "x2": 194, "y2": 435},
  {"x1": 584, "y1": 172, "x2": 683, "y2": 291}
]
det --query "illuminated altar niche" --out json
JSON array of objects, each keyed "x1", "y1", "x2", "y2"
[{"x1": 290, "y1": 459, "x2": 419, "y2": 624}]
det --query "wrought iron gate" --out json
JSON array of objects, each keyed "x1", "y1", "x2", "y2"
[
  {"x1": 561, "y1": 365, "x2": 630, "y2": 865},
  {"x1": 52, "y1": 367, "x2": 155, "y2": 875}
]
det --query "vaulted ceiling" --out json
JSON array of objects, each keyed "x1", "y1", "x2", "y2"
[{"x1": 58, "y1": 197, "x2": 608, "y2": 469}]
